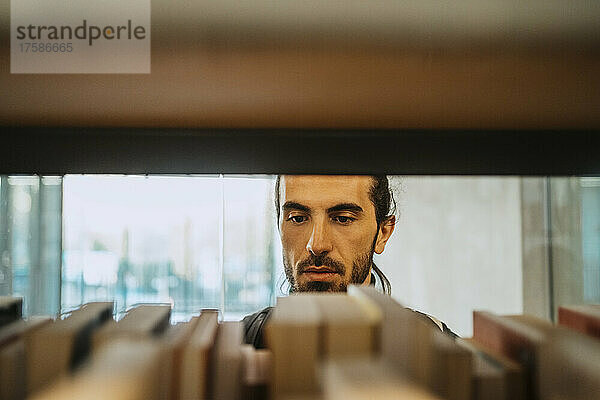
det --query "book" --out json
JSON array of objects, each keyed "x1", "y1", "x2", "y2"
[
  {"x1": 460, "y1": 339, "x2": 505, "y2": 400},
  {"x1": 537, "y1": 327, "x2": 600, "y2": 400},
  {"x1": 180, "y1": 309, "x2": 219, "y2": 400},
  {"x1": 265, "y1": 294, "x2": 321, "y2": 399},
  {"x1": 0, "y1": 316, "x2": 52, "y2": 349},
  {"x1": 162, "y1": 318, "x2": 200, "y2": 400},
  {"x1": 558, "y1": 305, "x2": 600, "y2": 339},
  {"x1": 270, "y1": 289, "x2": 471, "y2": 400},
  {"x1": 429, "y1": 329, "x2": 471, "y2": 400},
  {"x1": 93, "y1": 304, "x2": 171, "y2": 350},
  {"x1": 241, "y1": 344, "x2": 271, "y2": 400},
  {"x1": 0, "y1": 297, "x2": 23, "y2": 328},
  {"x1": 507, "y1": 313, "x2": 600, "y2": 400},
  {"x1": 472, "y1": 311, "x2": 555, "y2": 400},
  {"x1": 0, "y1": 317, "x2": 52, "y2": 400},
  {"x1": 30, "y1": 338, "x2": 164, "y2": 400},
  {"x1": 212, "y1": 321, "x2": 244, "y2": 400},
  {"x1": 311, "y1": 293, "x2": 381, "y2": 358},
  {"x1": 322, "y1": 357, "x2": 443, "y2": 400},
  {"x1": 348, "y1": 285, "x2": 441, "y2": 377},
  {"x1": 26, "y1": 302, "x2": 114, "y2": 395},
  {"x1": 336, "y1": 287, "x2": 472, "y2": 400},
  {"x1": 459, "y1": 337, "x2": 525, "y2": 400},
  {"x1": 457, "y1": 337, "x2": 525, "y2": 400}
]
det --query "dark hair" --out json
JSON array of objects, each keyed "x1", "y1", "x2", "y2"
[{"x1": 274, "y1": 175, "x2": 396, "y2": 295}]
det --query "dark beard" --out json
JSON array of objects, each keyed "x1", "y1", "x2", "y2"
[{"x1": 283, "y1": 245, "x2": 374, "y2": 293}]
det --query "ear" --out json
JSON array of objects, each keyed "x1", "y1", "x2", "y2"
[{"x1": 374, "y1": 216, "x2": 395, "y2": 254}]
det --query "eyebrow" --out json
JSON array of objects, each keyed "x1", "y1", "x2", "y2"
[
  {"x1": 326, "y1": 203, "x2": 364, "y2": 214},
  {"x1": 282, "y1": 201, "x2": 364, "y2": 214},
  {"x1": 282, "y1": 201, "x2": 311, "y2": 213}
]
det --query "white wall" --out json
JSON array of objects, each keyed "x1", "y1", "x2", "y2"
[{"x1": 375, "y1": 176, "x2": 523, "y2": 337}]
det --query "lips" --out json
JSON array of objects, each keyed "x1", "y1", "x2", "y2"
[
  {"x1": 301, "y1": 267, "x2": 339, "y2": 282},
  {"x1": 302, "y1": 266, "x2": 337, "y2": 274}
]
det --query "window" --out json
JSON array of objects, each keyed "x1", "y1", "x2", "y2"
[
  {"x1": 61, "y1": 175, "x2": 281, "y2": 321},
  {"x1": 582, "y1": 177, "x2": 600, "y2": 303},
  {"x1": 0, "y1": 176, "x2": 62, "y2": 316}
]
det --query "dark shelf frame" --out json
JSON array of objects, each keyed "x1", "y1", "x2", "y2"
[{"x1": 1, "y1": 127, "x2": 599, "y2": 175}]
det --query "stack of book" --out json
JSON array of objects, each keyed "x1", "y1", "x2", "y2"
[
  {"x1": 267, "y1": 287, "x2": 600, "y2": 400},
  {"x1": 1, "y1": 293, "x2": 599, "y2": 399},
  {"x1": 0, "y1": 299, "x2": 267, "y2": 400},
  {"x1": 1, "y1": 297, "x2": 51, "y2": 400}
]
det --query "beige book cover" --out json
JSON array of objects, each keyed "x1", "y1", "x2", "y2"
[
  {"x1": 30, "y1": 338, "x2": 163, "y2": 400},
  {"x1": 266, "y1": 295, "x2": 322, "y2": 399},
  {"x1": 508, "y1": 313, "x2": 600, "y2": 400},
  {"x1": 350, "y1": 286, "x2": 472, "y2": 398},
  {"x1": 180, "y1": 310, "x2": 219, "y2": 400},
  {"x1": 322, "y1": 357, "x2": 443, "y2": 400},
  {"x1": 0, "y1": 318, "x2": 51, "y2": 400},
  {"x1": 460, "y1": 337, "x2": 525, "y2": 400},
  {"x1": 161, "y1": 318, "x2": 200, "y2": 400},
  {"x1": 538, "y1": 330, "x2": 600, "y2": 400},
  {"x1": 0, "y1": 317, "x2": 52, "y2": 348},
  {"x1": 348, "y1": 286, "x2": 437, "y2": 386},
  {"x1": 93, "y1": 304, "x2": 171, "y2": 350},
  {"x1": 26, "y1": 302, "x2": 113, "y2": 395},
  {"x1": 472, "y1": 311, "x2": 561, "y2": 400},
  {"x1": 212, "y1": 321, "x2": 244, "y2": 400},
  {"x1": 241, "y1": 344, "x2": 272, "y2": 400},
  {"x1": 429, "y1": 330, "x2": 471, "y2": 400},
  {"x1": 311, "y1": 293, "x2": 381, "y2": 358}
]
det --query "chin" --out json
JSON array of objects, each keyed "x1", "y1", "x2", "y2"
[{"x1": 299, "y1": 280, "x2": 347, "y2": 292}]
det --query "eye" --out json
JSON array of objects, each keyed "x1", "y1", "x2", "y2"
[
  {"x1": 333, "y1": 215, "x2": 355, "y2": 225},
  {"x1": 287, "y1": 215, "x2": 307, "y2": 224}
]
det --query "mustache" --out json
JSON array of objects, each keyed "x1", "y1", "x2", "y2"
[{"x1": 297, "y1": 254, "x2": 346, "y2": 274}]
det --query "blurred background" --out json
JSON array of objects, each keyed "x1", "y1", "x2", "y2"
[{"x1": 1, "y1": 174, "x2": 598, "y2": 337}]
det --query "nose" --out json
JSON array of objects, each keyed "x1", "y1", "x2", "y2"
[{"x1": 306, "y1": 217, "x2": 333, "y2": 256}]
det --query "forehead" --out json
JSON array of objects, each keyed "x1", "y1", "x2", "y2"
[{"x1": 280, "y1": 175, "x2": 374, "y2": 210}]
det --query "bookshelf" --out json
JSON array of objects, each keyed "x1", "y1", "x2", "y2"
[{"x1": 2, "y1": 291, "x2": 600, "y2": 399}]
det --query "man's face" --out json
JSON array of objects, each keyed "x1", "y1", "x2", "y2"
[{"x1": 278, "y1": 175, "x2": 394, "y2": 292}]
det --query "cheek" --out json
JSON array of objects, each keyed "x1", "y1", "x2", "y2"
[
  {"x1": 332, "y1": 227, "x2": 377, "y2": 271},
  {"x1": 280, "y1": 228, "x2": 306, "y2": 256},
  {"x1": 334, "y1": 225, "x2": 376, "y2": 250}
]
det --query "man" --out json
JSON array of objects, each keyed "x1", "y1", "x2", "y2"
[{"x1": 243, "y1": 175, "x2": 455, "y2": 348}]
